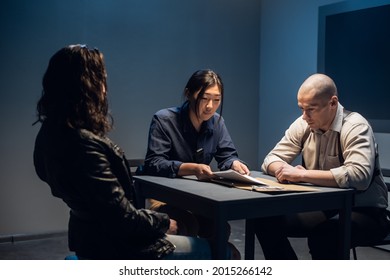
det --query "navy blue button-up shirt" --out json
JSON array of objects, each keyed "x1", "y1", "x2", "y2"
[{"x1": 144, "y1": 101, "x2": 241, "y2": 178}]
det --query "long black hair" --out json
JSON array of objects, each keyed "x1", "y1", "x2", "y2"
[{"x1": 34, "y1": 44, "x2": 112, "y2": 136}]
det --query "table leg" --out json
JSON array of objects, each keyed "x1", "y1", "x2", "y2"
[
  {"x1": 245, "y1": 219, "x2": 255, "y2": 259},
  {"x1": 133, "y1": 181, "x2": 146, "y2": 209},
  {"x1": 338, "y1": 194, "x2": 353, "y2": 259},
  {"x1": 212, "y1": 212, "x2": 228, "y2": 259}
]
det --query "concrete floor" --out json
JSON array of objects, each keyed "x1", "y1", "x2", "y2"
[
  {"x1": 229, "y1": 220, "x2": 390, "y2": 260},
  {"x1": 0, "y1": 220, "x2": 389, "y2": 260}
]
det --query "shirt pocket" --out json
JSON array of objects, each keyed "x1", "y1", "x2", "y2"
[{"x1": 323, "y1": 154, "x2": 342, "y2": 170}]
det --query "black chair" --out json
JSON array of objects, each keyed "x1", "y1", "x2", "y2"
[
  {"x1": 127, "y1": 158, "x2": 145, "y2": 176},
  {"x1": 127, "y1": 158, "x2": 146, "y2": 208},
  {"x1": 351, "y1": 176, "x2": 390, "y2": 260},
  {"x1": 352, "y1": 229, "x2": 390, "y2": 260}
]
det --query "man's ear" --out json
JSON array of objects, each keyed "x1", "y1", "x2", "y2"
[{"x1": 330, "y1": 96, "x2": 338, "y2": 107}]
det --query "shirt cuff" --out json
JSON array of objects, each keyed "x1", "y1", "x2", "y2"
[
  {"x1": 261, "y1": 155, "x2": 285, "y2": 174},
  {"x1": 170, "y1": 161, "x2": 182, "y2": 178},
  {"x1": 330, "y1": 166, "x2": 349, "y2": 188}
]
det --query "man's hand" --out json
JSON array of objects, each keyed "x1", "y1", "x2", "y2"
[
  {"x1": 274, "y1": 163, "x2": 306, "y2": 183},
  {"x1": 269, "y1": 162, "x2": 338, "y2": 187}
]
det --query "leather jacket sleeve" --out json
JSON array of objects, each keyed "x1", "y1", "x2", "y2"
[
  {"x1": 34, "y1": 124, "x2": 170, "y2": 240},
  {"x1": 76, "y1": 133, "x2": 170, "y2": 239}
]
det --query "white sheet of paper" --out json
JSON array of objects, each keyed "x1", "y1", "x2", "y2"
[{"x1": 212, "y1": 170, "x2": 267, "y2": 185}]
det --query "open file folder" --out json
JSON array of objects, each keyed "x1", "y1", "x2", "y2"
[{"x1": 211, "y1": 170, "x2": 318, "y2": 193}]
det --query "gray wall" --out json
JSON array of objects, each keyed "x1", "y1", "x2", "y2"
[
  {"x1": 258, "y1": 0, "x2": 390, "y2": 167},
  {"x1": 258, "y1": 0, "x2": 340, "y2": 161},
  {"x1": 0, "y1": 0, "x2": 261, "y2": 235}
]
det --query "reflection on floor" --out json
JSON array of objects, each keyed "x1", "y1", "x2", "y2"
[{"x1": 0, "y1": 220, "x2": 389, "y2": 260}]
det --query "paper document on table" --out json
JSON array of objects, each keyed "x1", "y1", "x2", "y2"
[
  {"x1": 235, "y1": 177, "x2": 319, "y2": 193},
  {"x1": 212, "y1": 170, "x2": 268, "y2": 185},
  {"x1": 210, "y1": 171, "x2": 318, "y2": 193}
]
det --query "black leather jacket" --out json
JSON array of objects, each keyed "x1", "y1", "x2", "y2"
[{"x1": 34, "y1": 121, "x2": 174, "y2": 259}]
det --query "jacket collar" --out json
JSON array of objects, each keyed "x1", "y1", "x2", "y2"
[
  {"x1": 180, "y1": 101, "x2": 214, "y2": 135},
  {"x1": 329, "y1": 102, "x2": 344, "y2": 133}
]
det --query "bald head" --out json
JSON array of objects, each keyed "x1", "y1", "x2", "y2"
[
  {"x1": 298, "y1": 73, "x2": 338, "y2": 102},
  {"x1": 297, "y1": 74, "x2": 339, "y2": 131}
]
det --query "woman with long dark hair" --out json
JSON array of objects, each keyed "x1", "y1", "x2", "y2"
[{"x1": 33, "y1": 45, "x2": 211, "y2": 259}]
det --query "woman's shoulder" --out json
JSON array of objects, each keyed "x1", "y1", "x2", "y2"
[
  {"x1": 77, "y1": 129, "x2": 116, "y2": 147},
  {"x1": 76, "y1": 128, "x2": 102, "y2": 142},
  {"x1": 152, "y1": 107, "x2": 183, "y2": 126},
  {"x1": 155, "y1": 106, "x2": 180, "y2": 117}
]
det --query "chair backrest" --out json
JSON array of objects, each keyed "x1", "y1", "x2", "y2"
[
  {"x1": 127, "y1": 158, "x2": 145, "y2": 176},
  {"x1": 382, "y1": 168, "x2": 390, "y2": 191}
]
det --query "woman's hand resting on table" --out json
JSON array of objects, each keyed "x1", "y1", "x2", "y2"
[
  {"x1": 178, "y1": 163, "x2": 214, "y2": 181},
  {"x1": 231, "y1": 160, "x2": 250, "y2": 175}
]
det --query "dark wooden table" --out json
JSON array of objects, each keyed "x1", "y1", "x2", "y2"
[{"x1": 134, "y1": 171, "x2": 354, "y2": 259}]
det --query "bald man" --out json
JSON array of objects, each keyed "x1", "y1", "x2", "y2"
[{"x1": 256, "y1": 73, "x2": 389, "y2": 259}]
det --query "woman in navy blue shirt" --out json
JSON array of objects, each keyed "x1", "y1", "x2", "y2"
[
  {"x1": 143, "y1": 69, "x2": 248, "y2": 258},
  {"x1": 144, "y1": 69, "x2": 249, "y2": 179}
]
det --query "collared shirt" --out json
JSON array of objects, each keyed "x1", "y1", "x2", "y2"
[
  {"x1": 262, "y1": 103, "x2": 388, "y2": 208},
  {"x1": 144, "y1": 101, "x2": 241, "y2": 178}
]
